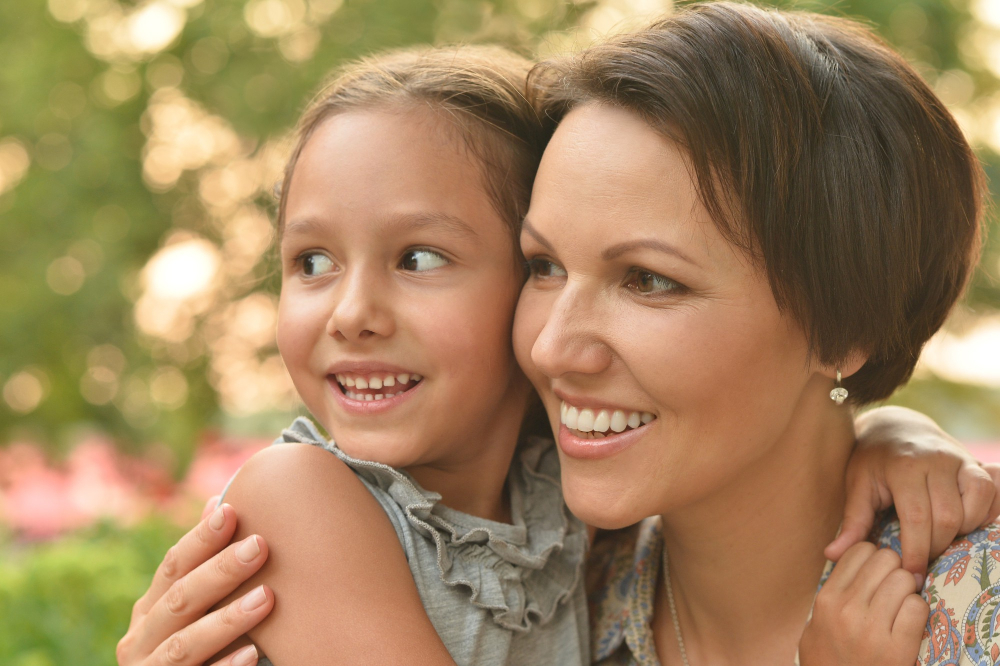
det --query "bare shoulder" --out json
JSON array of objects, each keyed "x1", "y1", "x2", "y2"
[{"x1": 216, "y1": 443, "x2": 455, "y2": 665}]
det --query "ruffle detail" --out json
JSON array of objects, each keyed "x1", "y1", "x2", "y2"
[{"x1": 277, "y1": 417, "x2": 588, "y2": 632}]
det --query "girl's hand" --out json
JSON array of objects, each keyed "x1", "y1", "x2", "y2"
[
  {"x1": 799, "y1": 542, "x2": 928, "y2": 666},
  {"x1": 116, "y1": 498, "x2": 274, "y2": 666},
  {"x1": 826, "y1": 406, "x2": 1000, "y2": 585}
]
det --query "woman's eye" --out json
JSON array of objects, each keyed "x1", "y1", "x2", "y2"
[
  {"x1": 527, "y1": 258, "x2": 567, "y2": 279},
  {"x1": 400, "y1": 249, "x2": 448, "y2": 272},
  {"x1": 299, "y1": 253, "x2": 336, "y2": 276},
  {"x1": 625, "y1": 268, "x2": 684, "y2": 295}
]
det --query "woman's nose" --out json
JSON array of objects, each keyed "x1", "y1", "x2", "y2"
[
  {"x1": 530, "y1": 287, "x2": 613, "y2": 380},
  {"x1": 325, "y1": 270, "x2": 395, "y2": 342}
]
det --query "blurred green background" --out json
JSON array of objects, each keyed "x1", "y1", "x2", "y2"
[{"x1": 0, "y1": 0, "x2": 998, "y2": 662}]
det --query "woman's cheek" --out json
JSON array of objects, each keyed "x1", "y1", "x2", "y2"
[{"x1": 512, "y1": 290, "x2": 549, "y2": 384}]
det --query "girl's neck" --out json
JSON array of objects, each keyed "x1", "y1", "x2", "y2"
[
  {"x1": 654, "y1": 382, "x2": 856, "y2": 665},
  {"x1": 403, "y1": 381, "x2": 533, "y2": 524}
]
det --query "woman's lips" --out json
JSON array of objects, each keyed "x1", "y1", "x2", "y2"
[{"x1": 556, "y1": 421, "x2": 652, "y2": 460}]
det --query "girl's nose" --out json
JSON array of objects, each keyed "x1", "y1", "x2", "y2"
[
  {"x1": 530, "y1": 287, "x2": 613, "y2": 380},
  {"x1": 326, "y1": 270, "x2": 395, "y2": 342}
]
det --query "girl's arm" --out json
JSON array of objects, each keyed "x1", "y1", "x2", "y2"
[
  {"x1": 829, "y1": 406, "x2": 1000, "y2": 583},
  {"x1": 208, "y1": 442, "x2": 458, "y2": 665}
]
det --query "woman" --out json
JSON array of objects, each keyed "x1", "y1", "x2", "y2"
[
  {"x1": 118, "y1": 4, "x2": 997, "y2": 665},
  {"x1": 514, "y1": 3, "x2": 991, "y2": 664}
]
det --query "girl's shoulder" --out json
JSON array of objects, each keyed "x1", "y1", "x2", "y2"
[{"x1": 872, "y1": 515, "x2": 1000, "y2": 666}]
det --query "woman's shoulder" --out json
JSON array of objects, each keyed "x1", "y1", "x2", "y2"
[{"x1": 873, "y1": 516, "x2": 1000, "y2": 665}]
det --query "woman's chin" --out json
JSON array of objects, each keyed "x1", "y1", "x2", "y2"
[{"x1": 560, "y1": 473, "x2": 650, "y2": 530}]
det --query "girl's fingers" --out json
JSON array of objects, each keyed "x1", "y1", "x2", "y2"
[
  {"x1": 132, "y1": 504, "x2": 237, "y2": 620},
  {"x1": 211, "y1": 645, "x2": 259, "y2": 666},
  {"x1": 139, "y1": 535, "x2": 269, "y2": 651},
  {"x1": 927, "y1": 469, "x2": 965, "y2": 560},
  {"x1": 826, "y1": 475, "x2": 880, "y2": 562},
  {"x1": 823, "y1": 541, "x2": 877, "y2": 592},
  {"x1": 889, "y1": 472, "x2": 932, "y2": 584},
  {"x1": 957, "y1": 463, "x2": 995, "y2": 533},
  {"x1": 978, "y1": 464, "x2": 1000, "y2": 527},
  {"x1": 869, "y1": 566, "x2": 918, "y2": 631},
  {"x1": 149, "y1": 586, "x2": 273, "y2": 666},
  {"x1": 892, "y1": 594, "x2": 930, "y2": 646},
  {"x1": 847, "y1": 547, "x2": 906, "y2": 606}
]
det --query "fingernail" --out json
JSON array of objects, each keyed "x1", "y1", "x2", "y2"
[
  {"x1": 232, "y1": 644, "x2": 259, "y2": 666},
  {"x1": 236, "y1": 535, "x2": 261, "y2": 563},
  {"x1": 914, "y1": 573, "x2": 925, "y2": 590},
  {"x1": 209, "y1": 505, "x2": 226, "y2": 531},
  {"x1": 240, "y1": 585, "x2": 267, "y2": 612}
]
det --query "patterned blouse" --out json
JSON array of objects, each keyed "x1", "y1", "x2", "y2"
[{"x1": 587, "y1": 515, "x2": 1000, "y2": 665}]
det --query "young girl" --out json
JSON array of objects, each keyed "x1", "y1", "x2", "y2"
[{"x1": 118, "y1": 45, "x2": 999, "y2": 666}]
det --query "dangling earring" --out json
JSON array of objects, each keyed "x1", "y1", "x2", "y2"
[{"x1": 830, "y1": 371, "x2": 848, "y2": 405}]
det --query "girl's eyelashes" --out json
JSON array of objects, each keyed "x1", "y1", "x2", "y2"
[
  {"x1": 623, "y1": 267, "x2": 687, "y2": 296},
  {"x1": 399, "y1": 248, "x2": 448, "y2": 272},
  {"x1": 526, "y1": 257, "x2": 567, "y2": 279},
  {"x1": 295, "y1": 251, "x2": 337, "y2": 277}
]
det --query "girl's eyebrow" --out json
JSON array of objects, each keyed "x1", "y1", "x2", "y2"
[
  {"x1": 373, "y1": 211, "x2": 479, "y2": 240},
  {"x1": 282, "y1": 212, "x2": 479, "y2": 241}
]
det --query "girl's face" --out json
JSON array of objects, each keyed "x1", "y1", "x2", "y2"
[
  {"x1": 513, "y1": 104, "x2": 839, "y2": 529},
  {"x1": 278, "y1": 108, "x2": 531, "y2": 469}
]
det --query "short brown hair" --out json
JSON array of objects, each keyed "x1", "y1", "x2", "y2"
[
  {"x1": 277, "y1": 45, "x2": 547, "y2": 250},
  {"x1": 530, "y1": 2, "x2": 985, "y2": 404}
]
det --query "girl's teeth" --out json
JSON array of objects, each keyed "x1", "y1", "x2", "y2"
[
  {"x1": 355, "y1": 378, "x2": 369, "y2": 389},
  {"x1": 397, "y1": 373, "x2": 409, "y2": 384},
  {"x1": 383, "y1": 376, "x2": 395, "y2": 387},
  {"x1": 369, "y1": 377, "x2": 382, "y2": 389},
  {"x1": 610, "y1": 410, "x2": 627, "y2": 433},
  {"x1": 345, "y1": 377, "x2": 356, "y2": 387},
  {"x1": 577, "y1": 409, "x2": 595, "y2": 432}
]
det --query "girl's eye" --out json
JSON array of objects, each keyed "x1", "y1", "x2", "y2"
[
  {"x1": 624, "y1": 268, "x2": 684, "y2": 295},
  {"x1": 527, "y1": 258, "x2": 567, "y2": 279},
  {"x1": 400, "y1": 249, "x2": 448, "y2": 272},
  {"x1": 299, "y1": 253, "x2": 336, "y2": 277}
]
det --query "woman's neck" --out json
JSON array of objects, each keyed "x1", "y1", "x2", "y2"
[{"x1": 654, "y1": 382, "x2": 856, "y2": 665}]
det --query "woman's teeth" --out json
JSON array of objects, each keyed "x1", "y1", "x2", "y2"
[
  {"x1": 335, "y1": 372, "x2": 422, "y2": 401},
  {"x1": 560, "y1": 401, "x2": 654, "y2": 436}
]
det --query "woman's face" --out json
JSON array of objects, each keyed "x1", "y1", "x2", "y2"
[{"x1": 513, "y1": 104, "x2": 835, "y2": 529}]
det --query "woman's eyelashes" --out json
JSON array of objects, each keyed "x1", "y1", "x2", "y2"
[
  {"x1": 399, "y1": 248, "x2": 448, "y2": 272},
  {"x1": 526, "y1": 257, "x2": 567, "y2": 280},
  {"x1": 623, "y1": 267, "x2": 687, "y2": 296}
]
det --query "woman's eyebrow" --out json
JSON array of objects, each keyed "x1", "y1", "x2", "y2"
[
  {"x1": 601, "y1": 238, "x2": 701, "y2": 268},
  {"x1": 520, "y1": 218, "x2": 554, "y2": 251}
]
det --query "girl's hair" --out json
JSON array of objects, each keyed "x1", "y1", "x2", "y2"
[
  {"x1": 277, "y1": 45, "x2": 548, "y2": 251},
  {"x1": 529, "y1": 1, "x2": 986, "y2": 404}
]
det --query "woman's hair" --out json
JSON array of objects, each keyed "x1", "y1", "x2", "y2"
[
  {"x1": 277, "y1": 45, "x2": 547, "y2": 251},
  {"x1": 529, "y1": 1, "x2": 986, "y2": 404}
]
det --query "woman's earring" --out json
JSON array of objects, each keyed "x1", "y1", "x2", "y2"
[{"x1": 830, "y1": 371, "x2": 848, "y2": 405}]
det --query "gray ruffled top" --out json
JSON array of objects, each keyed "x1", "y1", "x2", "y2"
[{"x1": 247, "y1": 417, "x2": 590, "y2": 666}]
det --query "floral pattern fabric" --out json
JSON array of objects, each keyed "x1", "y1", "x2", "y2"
[{"x1": 588, "y1": 515, "x2": 1000, "y2": 665}]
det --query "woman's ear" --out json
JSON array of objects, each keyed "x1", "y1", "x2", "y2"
[{"x1": 819, "y1": 349, "x2": 869, "y2": 380}]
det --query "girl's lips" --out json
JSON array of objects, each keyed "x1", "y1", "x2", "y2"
[
  {"x1": 556, "y1": 422, "x2": 650, "y2": 460},
  {"x1": 329, "y1": 376, "x2": 422, "y2": 415}
]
